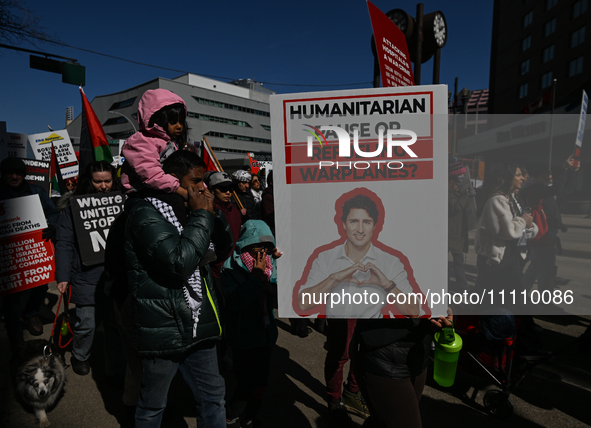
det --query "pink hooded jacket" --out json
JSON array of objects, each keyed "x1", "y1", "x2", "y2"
[{"x1": 121, "y1": 88, "x2": 187, "y2": 193}]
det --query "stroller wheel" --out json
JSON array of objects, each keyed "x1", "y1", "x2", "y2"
[{"x1": 483, "y1": 390, "x2": 513, "y2": 418}]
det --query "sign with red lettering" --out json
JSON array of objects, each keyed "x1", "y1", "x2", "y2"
[
  {"x1": 367, "y1": 1, "x2": 414, "y2": 87},
  {"x1": 271, "y1": 85, "x2": 448, "y2": 319},
  {"x1": 0, "y1": 195, "x2": 54, "y2": 297}
]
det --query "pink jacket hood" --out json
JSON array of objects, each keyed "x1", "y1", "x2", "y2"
[{"x1": 137, "y1": 89, "x2": 187, "y2": 139}]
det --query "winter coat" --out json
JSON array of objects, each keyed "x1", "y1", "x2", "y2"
[
  {"x1": 0, "y1": 181, "x2": 59, "y2": 226},
  {"x1": 55, "y1": 202, "x2": 104, "y2": 306},
  {"x1": 121, "y1": 89, "x2": 187, "y2": 194},
  {"x1": 474, "y1": 194, "x2": 538, "y2": 265},
  {"x1": 261, "y1": 184, "x2": 275, "y2": 235},
  {"x1": 233, "y1": 190, "x2": 260, "y2": 222},
  {"x1": 211, "y1": 198, "x2": 241, "y2": 279},
  {"x1": 221, "y1": 220, "x2": 278, "y2": 349},
  {"x1": 124, "y1": 193, "x2": 232, "y2": 357}
]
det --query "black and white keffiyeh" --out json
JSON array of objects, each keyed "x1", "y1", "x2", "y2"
[{"x1": 146, "y1": 197, "x2": 214, "y2": 338}]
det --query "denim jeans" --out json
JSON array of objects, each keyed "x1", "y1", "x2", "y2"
[
  {"x1": 72, "y1": 305, "x2": 95, "y2": 362},
  {"x1": 135, "y1": 342, "x2": 226, "y2": 428}
]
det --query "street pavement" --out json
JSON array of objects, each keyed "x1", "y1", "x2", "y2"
[{"x1": 0, "y1": 215, "x2": 590, "y2": 427}]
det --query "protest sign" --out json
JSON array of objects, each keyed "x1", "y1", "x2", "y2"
[
  {"x1": 22, "y1": 158, "x2": 51, "y2": 193},
  {"x1": 70, "y1": 191, "x2": 125, "y2": 266},
  {"x1": 0, "y1": 132, "x2": 31, "y2": 159},
  {"x1": 271, "y1": 85, "x2": 448, "y2": 319},
  {"x1": 367, "y1": 1, "x2": 414, "y2": 87},
  {"x1": 28, "y1": 130, "x2": 79, "y2": 179},
  {"x1": 0, "y1": 195, "x2": 54, "y2": 297},
  {"x1": 573, "y1": 90, "x2": 587, "y2": 169}
]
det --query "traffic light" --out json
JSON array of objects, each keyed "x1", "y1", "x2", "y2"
[{"x1": 30, "y1": 55, "x2": 86, "y2": 86}]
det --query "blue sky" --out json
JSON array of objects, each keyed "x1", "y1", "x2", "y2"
[{"x1": 0, "y1": 0, "x2": 493, "y2": 136}]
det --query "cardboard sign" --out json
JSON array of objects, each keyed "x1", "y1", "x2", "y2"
[
  {"x1": 70, "y1": 191, "x2": 125, "y2": 266},
  {"x1": 271, "y1": 85, "x2": 448, "y2": 319},
  {"x1": 22, "y1": 158, "x2": 51, "y2": 193},
  {"x1": 367, "y1": 1, "x2": 415, "y2": 87},
  {"x1": 28, "y1": 130, "x2": 79, "y2": 179},
  {"x1": 0, "y1": 195, "x2": 54, "y2": 297}
]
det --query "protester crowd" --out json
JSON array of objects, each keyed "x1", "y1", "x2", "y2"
[{"x1": 1, "y1": 88, "x2": 589, "y2": 428}]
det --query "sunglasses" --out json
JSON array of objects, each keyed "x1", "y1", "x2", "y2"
[{"x1": 250, "y1": 245, "x2": 273, "y2": 253}]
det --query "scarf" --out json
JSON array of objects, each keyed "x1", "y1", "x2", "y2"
[
  {"x1": 240, "y1": 251, "x2": 273, "y2": 281},
  {"x1": 146, "y1": 197, "x2": 214, "y2": 338}
]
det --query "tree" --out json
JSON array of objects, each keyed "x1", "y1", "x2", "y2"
[{"x1": 0, "y1": 0, "x2": 58, "y2": 46}]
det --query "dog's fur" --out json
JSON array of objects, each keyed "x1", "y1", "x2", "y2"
[{"x1": 12, "y1": 339, "x2": 66, "y2": 427}]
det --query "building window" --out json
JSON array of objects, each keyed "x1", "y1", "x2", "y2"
[
  {"x1": 187, "y1": 111, "x2": 252, "y2": 128},
  {"x1": 573, "y1": 0, "x2": 588, "y2": 18},
  {"x1": 546, "y1": 0, "x2": 557, "y2": 10},
  {"x1": 543, "y1": 45, "x2": 555, "y2": 63},
  {"x1": 522, "y1": 35, "x2": 532, "y2": 51},
  {"x1": 568, "y1": 56, "x2": 584, "y2": 76},
  {"x1": 571, "y1": 26, "x2": 586, "y2": 47},
  {"x1": 203, "y1": 131, "x2": 271, "y2": 145},
  {"x1": 102, "y1": 117, "x2": 128, "y2": 126},
  {"x1": 108, "y1": 97, "x2": 137, "y2": 110},
  {"x1": 260, "y1": 124, "x2": 271, "y2": 131},
  {"x1": 519, "y1": 83, "x2": 528, "y2": 99},
  {"x1": 544, "y1": 18, "x2": 556, "y2": 37},
  {"x1": 523, "y1": 11, "x2": 533, "y2": 28},
  {"x1": 193, "y1": 97, "x2": 270, "y2": 117},
  {"x1": 541, "y1": 71, "x2": 553, "y2": 88},
  {"x1": 520, "y1": 59, "x2": 530, "y2": 75}
]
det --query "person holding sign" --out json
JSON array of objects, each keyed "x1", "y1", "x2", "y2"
[
  {"x1": 124, "y1": 150, "x2": 232, "y2": 428},
  {"x1": 0, "y1": 157, "x2": 59, "y2": 348},
  {"x1": 55, "y1": 160, "x2": 122, "y2": 376}
]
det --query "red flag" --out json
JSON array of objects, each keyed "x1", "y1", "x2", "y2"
[
  {"x1": 200, "y1": 138, "x2": 220, "y2": 172},
  {"x1": 79, "y1": 87, "x2": 113, "y2": 172},
  {"x1": 247, "y1": 153, "x2": 260, "y2": 175}
]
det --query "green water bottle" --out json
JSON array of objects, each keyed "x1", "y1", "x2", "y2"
[{"x1": 433, "y1": 326, "x2": 463, "y2": 387}]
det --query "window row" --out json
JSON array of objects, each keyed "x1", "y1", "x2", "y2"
[
  {"x1": 521, "y1": 26, "x2": 585, "y2": 60},
  {"x1": 518, "y1": 56, "x2": 584, "y2": 99},
  {"x1": 194, "y1": 97, "x2": 270, "y2": 117},
  {"x1": 187, "y1": 111, "x2": 252, "y2": 128},
  {"x1": 108, "y1": 97, "x2": 137, "y2": 111},
  {"x1": 203, "y1": 131, "x2": 271, "y2": 144}
]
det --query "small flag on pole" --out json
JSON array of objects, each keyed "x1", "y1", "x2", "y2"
[
  {"x1": 79, "y1": 87, "x2": 113, "y2": 172},
  {"x1": 49, "y1": 142, "x2": 66, "y2": 195},
  {"x1": 200, "y1": 137, "x2": 222, "y2": 172}
]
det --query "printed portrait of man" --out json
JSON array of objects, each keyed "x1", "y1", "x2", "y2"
[{"x1": 293, "y1": 188, "x2": 429, "y2": 318}]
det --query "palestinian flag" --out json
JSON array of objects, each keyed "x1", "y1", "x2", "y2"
[
  {"x1": 79, "y1": 87, "x2": 113, "y2": 172},
  {"x1": 200, "y1": 137, "x2": 221, "y2": 172},
  {"x1": 49, "y1": 143, "x2": 66, "y2": 195}
]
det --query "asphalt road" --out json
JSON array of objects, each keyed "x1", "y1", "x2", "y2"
[{"x1": 0, "y1": 214, "x2": 590, "y2": 428}]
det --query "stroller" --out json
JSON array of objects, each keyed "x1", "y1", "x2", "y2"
[{"x1": 454, "y1": 312, "x2": 551, "y2": 418}]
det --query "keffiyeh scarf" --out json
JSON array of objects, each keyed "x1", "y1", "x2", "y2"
[{"x1": 146, "y1": 197, "x2": 214, "y2": 338}]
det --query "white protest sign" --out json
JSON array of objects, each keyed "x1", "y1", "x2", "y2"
[
  {"x1": 0, "y1": 195, "x2": 54, "y2": 297},
  {"x1": 28, "y1": 130, "x2": 79, "y2": 179},
  {"x1": 271, "y1": 85, "x2": 448, "y2": 319}
]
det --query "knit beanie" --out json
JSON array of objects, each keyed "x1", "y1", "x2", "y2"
[{"x1": 449, "y1": 158, "x2": 467, "y2": 177}]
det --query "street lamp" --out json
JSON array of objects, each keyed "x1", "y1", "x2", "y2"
[{"x1": 108, "y1": 110, "x2": 137, "y2": 133}]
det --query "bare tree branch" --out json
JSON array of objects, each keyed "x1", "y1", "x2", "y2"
[{"x1": 0, "y1": 0, "x2": 60, "y2": 46}]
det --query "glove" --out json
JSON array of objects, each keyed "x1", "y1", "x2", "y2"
[
  {"x1": 465, "y1": 188, "x2": 476, "y2": 198},
  {"x1": 42, "y1": 225, "x2": 56, "y2": 243}
]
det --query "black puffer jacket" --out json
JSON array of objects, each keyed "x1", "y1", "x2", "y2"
[{"x1": 124, "y1": 195, "x2": 232, "y2": 357}]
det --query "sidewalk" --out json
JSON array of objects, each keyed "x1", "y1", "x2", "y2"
[{"x1": 1, "y1": 263, "x2": 590, "y2": 427}]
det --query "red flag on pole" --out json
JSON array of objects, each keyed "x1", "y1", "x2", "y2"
[
  {"x1": 200, "y1": 138, "x2": 221, "y2": 172},
  {"x1": 247, "y1": 153, "x2": 260, "y2": 175},
  {"x1": 79, "y1": 87, "x2": 113, "y2": 172}
]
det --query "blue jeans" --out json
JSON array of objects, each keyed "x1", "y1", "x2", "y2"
[
  {"x1": 135, "y1": 342, "x2": 226, "y2": 428},
  {"x1": 73, "y1": 305, "x2": 95, "y2": 362}
]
